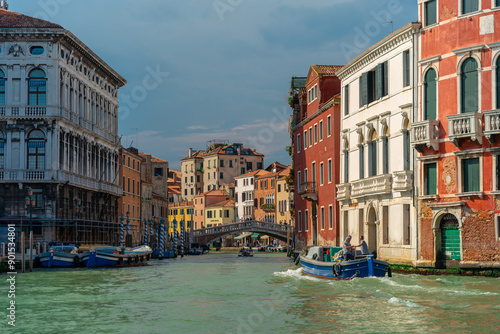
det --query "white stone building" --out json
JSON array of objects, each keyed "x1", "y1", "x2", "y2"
[
  {"x1": 0, "y1": 8, "x2": 126, "y2": 243},
  {"x1": 234, "y1": 170, "x2": 265, "y2": 221},
  {"x1": 336, "y1": 23, "x2": 420, "y2": 264}
]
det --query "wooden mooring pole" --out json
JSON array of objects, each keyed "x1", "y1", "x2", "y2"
[{"x1": 21, "y1": 232, "x2": 25, "y2": 273}]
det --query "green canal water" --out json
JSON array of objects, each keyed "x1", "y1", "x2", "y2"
[{"x1": 2, "y1": 253, "x2": 500, "y2": 333}]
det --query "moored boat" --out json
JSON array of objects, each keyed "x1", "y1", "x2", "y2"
[
  {"x1": 298, "y1": 246, "x2": 391, "y2": 280},
  {"x1": 81, "y1": 246, "x2": 152, "y2": 267},
  {"x1": 238, "y1": 248, "x2": 254, "y2": 257},
  {"x1": 36, "y1": 245, "x2": 79, "y2": 268}
]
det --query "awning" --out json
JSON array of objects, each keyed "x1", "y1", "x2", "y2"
[
  {"x1": 251, "y1": 233, "x2": 260, "y2": 238},
  {"x1": 234, "y1": 232, "x2": 253, "y2": 240}
]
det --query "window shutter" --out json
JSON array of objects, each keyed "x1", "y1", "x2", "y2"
[
  {"x1": 425, "y1": 0, "x2": 437, "y2": 26},
  {"x1": 425, "y1": 163, "x2": 437, "y2": 195},
  {"x1": 461, "y1": 58, "x2": 478, "y2": 113},
  {"x1": 359, "y1": 146, "x2": 364, "y2": 179},
  {"x1": 367, "y1": 71, "x2": 374, "y2": 104},
  {"x1": 344, "y1": 151, "x2": 349, "y2": 183},
  {"x1": 375, "y1": 64, "x2": 383, "y2": 100},
  {"x1": 464, "y1": 158, "x2": 480, "y2": 192},
  {"x1": 383, "y1": 137, "x2": 389, "y2": 174},
  {"x1": 403, "y1": 51, "x2": 410, "y2": 87},
  {"x1": 368, "y1": 142, "x2": 373, "y2": 177},
  {"x1": 424, "y1": 69, "x2": 437, "y2": 120},
  {"x1": 360, "y1": 73, "x2": 368, "y2": 107},
  {"x1": 383, "y1": 61, "x2": 389, "y2": 96},
  {"x1": 344, "y1": 84, "x2": 349, "y2": 115}
]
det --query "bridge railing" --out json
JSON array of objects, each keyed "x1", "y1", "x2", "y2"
[{"x1": 192, "y1": 221, "x2": 294, "y2": 238}]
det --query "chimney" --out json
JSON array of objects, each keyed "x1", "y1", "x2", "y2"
[
  {"x1": 0, "y1": 1, "x2": 8, "y2": 10},
  {"x1": 188, "y1": 148, "x2": 193, "y2": 158}
]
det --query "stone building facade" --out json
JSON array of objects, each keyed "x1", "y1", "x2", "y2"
[
  {"x1": 413, "y1": 0, "x2": 500, "y2": 268},
  {"x1": 0, "y1": 9, "x2": 126, "y2": 244}
]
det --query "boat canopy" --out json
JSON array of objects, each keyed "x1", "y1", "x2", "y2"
[{"x1": 234, "y1": 232, "x2": 253, "y2": 240}]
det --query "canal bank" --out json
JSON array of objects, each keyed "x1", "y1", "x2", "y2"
[{"x1": 4, "y1": 252, "x2": 499, "y2": 333}]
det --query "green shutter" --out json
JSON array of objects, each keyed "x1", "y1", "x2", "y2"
[
  {"x1": 367, "y1": 71, "x2": 374, "y2": 104},
  {"x1": 424, "y1": 69, "x2": 437, "y2": 120},
  {"x1": 344, "y1": 151, "x2": 349, "y2": 183},
  {"x1": 463, "y1": 0, "x2": 478, "y2": 14},
  {"x1": 383, "y1": 61, "x2": 389, "y2": 96},
  {"x1": 369, "y1": 141, "x2": 377, "y2": 177},
  {"x1": 425, "y1": 163, "x2": 437, "y2": 195},
  {"x1": 497, "y1": 0, "x2": 500, "y2": 7},
  {"x1": 425, "y1": 0, "x2": 437, "y2": 26},
  {"x1": 405, "y1": 131, "x2": 410, "y2": 170},
  {"x1": 359, "y1": 146, "x2": 364, "y2": 179},
  {"x1": 463, "y1": 158, "x2": 480, "y2": 192},
  {"x1": 383, "y1": 137, "x2": 389, "y2": 174},
  {"x1": 344, "y1": 84, "x2": 349, "y2": 115},
  {"x1": 360, "y1": 73, "x2": 368, "y2": 107},
  {"x1": 403, "y1": 51, "x2": 409, "y2": 87},
  {"x1": 375, "y1": 64, "x2": 383, "y2": 100},
  {"x1": 461, "y1": 58, "x2": 478, "y2": 113}
]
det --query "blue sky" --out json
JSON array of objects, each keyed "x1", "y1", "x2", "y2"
[{"x1": 12, "y1": 0, "x2": 417, "y2": 169}]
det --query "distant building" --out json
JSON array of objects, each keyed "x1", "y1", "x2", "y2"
[
  {"x1": 193, "y1": 189, "x2": 230, "y2": 230},
  {"x1": 180, "y1": 148, "x2": 205, "y2": 201},
  {"x1": 253, "y1": 163, "x2": 288, "y2": 223},
  {"x1": 119, "y1": 147, "x2": 143, "y2": 245},
  {"x1": 168, "y1": 201, "x2": 194, "y2": 234},
  {"x1": 0, "y1": 8, "x2": 126, "y2": 244},
  {"x1": 140, "y1": 153, "x2": 168, "y2": 229},
  {"x1": 234, "y1": 170, "x2": 268, "y2": 221},
  {"x1": 275, "y1": 167, "x2": 292, "y2": 226},
  {"x1": 204, "y1": 199, "x2": 235, "y2": 228}
]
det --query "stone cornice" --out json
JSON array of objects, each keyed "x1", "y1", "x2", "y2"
[{"x1": 337, "y1": 22, "x2": 420, "y2": 81}]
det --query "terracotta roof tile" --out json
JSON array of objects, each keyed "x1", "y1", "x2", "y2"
[
  {"x1": 138, "y1": 152, "x2": 167, "y2": 163},
  {"x1": 206, "y1": 199, "x2": 235, "y2": 208},
  {"x1": 311, "y1": 65, "x2": 344, "y2": 75},
  {"x1": 0, "y1": 9, "x2": 63, "y2": 29}
]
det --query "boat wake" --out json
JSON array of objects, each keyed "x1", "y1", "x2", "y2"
[
  {"x1": 273, "y1": 268, "x2": 322, "y2": 281},
  {"x1": 388, "y1": 297, "x2": 426, "y2": 308}
]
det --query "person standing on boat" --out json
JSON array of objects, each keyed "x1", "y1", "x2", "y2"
[
  {"x1": 356, "y1": 236, "x2": 369, "y2": 255},
  {"x1": 343, "y1": 236, "x2": 355, "y2": 261}
]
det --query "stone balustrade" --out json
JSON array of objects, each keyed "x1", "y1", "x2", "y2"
[{"x1": 447, "y1": 112, "x2": 482, "y2": 146}]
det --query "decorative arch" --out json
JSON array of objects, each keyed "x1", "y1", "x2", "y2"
[
  {"x1": 27, "y1": 129, "x2": 46, "y2": 170},
  {"x1": 461, "y1": 57, "x2": 479, "y2": 113},
  {"x1": 424, "y1": 67, "x2": 438, "y2": 120}
]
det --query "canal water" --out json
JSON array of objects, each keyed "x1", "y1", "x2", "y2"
[{"x1": 4, "y1": 253, "x2": 500, "y2": 333}]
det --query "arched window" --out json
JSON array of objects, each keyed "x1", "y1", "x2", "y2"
[
  {"x1": 27, "y1": 130, "x2": 46, "y2": 170},
  {"x1": 0, "y1": 131, "x2": 4, "y2": 169},
  {"x1": 0, "y1": 69, "x2": 5, "y2": 105},
  {"x1": 496, "y1": 57, "x2": 500, "y2": 109},
  {"x1": 28, "y1": 69, "x2": 46, "y2": 106},
  {"x1": 368, "y1": 131, "x2": 378, "y2": 177},
  {"x1": 424, "y1": 68, "x2": 437, "y2": 120},
  {"x1": 461, "y1": 58, "x2": 478, "y2": 113}
]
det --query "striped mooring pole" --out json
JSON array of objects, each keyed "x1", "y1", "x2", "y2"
[
  {"x1": 180, "y1": 220, "x2": 185, "y2": 256},
  {"x1": 173, "y1": 218, "x2": 178, "y2": 254},
  {"x1": 150, "y1": 220, "x2": 153, "y2": 246},
  {"x1": 160, "y1": 217, "x2": 165, "y2": 257},
  {"x1": 163, "y1": 222, "x2": 167, "y2": 252},
  {"x1": 120, "y1": 216, "x2": 124, "y2": 246},
  {"x1": 143, "y1": 221, "x2": 148, "y2": 245}
]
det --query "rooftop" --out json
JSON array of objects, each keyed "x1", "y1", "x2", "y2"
[{"x1": 0, "y1": 8, "x2": 63, "y2": 28}]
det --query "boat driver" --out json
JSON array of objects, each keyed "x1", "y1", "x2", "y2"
[{"x1": 343, "y1": 236, "x2": 356, "y2": 261}]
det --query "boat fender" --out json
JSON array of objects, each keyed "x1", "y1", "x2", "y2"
[
  {"x1": 294, "y1": 255, "x2": 300, "y2": 265},
  {"x1": 118, "y1": 257, "x2": 123, "y2": 265},
  {"x1": 312, "y1": 253, "x2": 318, "y2": 260},
  {"x1": 387, "y1": 266, "x2": 392, "y2": 278},
  {"x1": 332, "y1": 262, "x2": 342, "y2": 277}
]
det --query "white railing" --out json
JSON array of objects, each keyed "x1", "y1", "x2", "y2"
[
  {"x1": 392, "y1": 170, "x2": 413, "y2": 192},
  {"x1": 336, "y1": 183, "x2": 351, "y2": 201},
  {"x1": 25, "y1": 106, "x2": 46, "y2": 116},
  {"x1": 447, "y1": 112, "x2": 482, "y2": 146},
  {"x1": 484, "y1": 110, "x2": 500, "y2": 142},
  {"x1": 0, "y1": 169, "x2": 54, "y2": 181},
  {"x1": 192, "y1": 220, "x2": 293, "y2": 238},
  {"x1": 411, "y1": 120, "x2": 439, "y2": 151},
  {"x1": 351, "y1": 174, "x2": 392, "y2": 198},
  {"x1": 0, "y1": 107, "x2": 5, "y2": 116}
]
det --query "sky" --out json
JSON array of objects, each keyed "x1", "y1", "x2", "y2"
[{"x1": 11, "y1": 0, "x2": 417, "y2": 170}]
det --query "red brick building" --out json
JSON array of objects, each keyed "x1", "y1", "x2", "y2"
[
  {"x1": 291, "y1": 65, "x2": 342, "y2": 248},
  {"x1": 413, "y1": 0, "x2": 500, "y2": 268}
]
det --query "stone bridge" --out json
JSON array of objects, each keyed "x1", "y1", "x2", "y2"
[{"x1": 191, "y1": 221, "x2": 295, "y2": 246}]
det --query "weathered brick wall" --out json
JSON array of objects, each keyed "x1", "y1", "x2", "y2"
[
  {"x1": 419, "y1": 201, "x2": 434, "y2": 261},
  {"x1": 462, "y1": 210, "x2": 500, "y2": 262}
]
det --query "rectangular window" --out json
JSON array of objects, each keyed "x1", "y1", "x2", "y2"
[
  {"x1": 241, "y1": 167, "x2": 245, "y2": 174},
  {"x1": 358, "y1": 209, "x2": 363, "y2": 240},
  {"x1": 320, "y1": 162, "x2": 324, "y2": 185},
  {"x1": 403, "y1": 204, "x2": 410, "y2": 245},
  {"x1": 329, "y1": 205, "x2": 333, "y2": 229},
  {"x1": 297, "y1": 171, "x2": 301, "y2": 187},
  {"x1": 383, "y1": 137, "x2": 389, "y2": 174},
  {"x1": 375, "y1": 61, "x2": 388, "y2": 100},
  {"x1": 462, "y1": 0, "x2": 479, "y2": 14},
  {"x1": 344, "y1": 151, "x2": 349, "y2": 183},
  {"x1": 319, "y1": 121, "x2": 323, "y2": 141},
  {"x1": 298, "y1": 211, "x2": 302, "y2": 232},
  {"x1": 328, "y1": 159, "x2": 332, "y2": 183},
  {"x1": 314, "y1": 124, "x2": 318, "y2": 143},
  {"x1": 304, "y1": 130, "x2": 308, "y2": 149},
  {"x1": 344, "y1": 84, "x2": 349, "y2": 115},
  {"x1": 424, "y1": 163, "x2": 437, "y2": 195},
  {"x1": 321, "y1": 207, "x2": 325, "y2": 230},
  {"x1": 224, "y1": 210, "x2": 230, "y2": 218},
  {"x1": 305, "y1": 210, "x2": 309, "y2": 231},
  {"x1": 359, "y1": 146, "x2": 364, "y2": 179},
  {"x1": 403, "y1": 50, "x2": 410, "y2": 87},
  {"x1": 497, "y1": 0, "x2": 500, "y2": 7},
  {"x1": 425, "y1": 0, "x2": 437, "y2": 26},
  {"x1": 404, "y1": 131, "x2": 410, "y2": 170},
  {"x1": 0, "y1": 77, "x2": 5, "y2": 105},
  {"x1": 382, "y1": 206, "x2": 389, "y2": 244},
  {"x1": 309, "y1": 128, "x2": 313, "y2": 147},
  {"x1": 154, "y1": 168, "x2": 163, "y2": 177},
  {"x1": 297, "y1": 134, "x2": 301, "y2": 153},
  {"x1": 229, "y1": 160, "x2": 233, "y2": 168},
  {"x1": 327, "y1": 116, "x2": 331, "y2": 136},
  {"x1": 312, "y1": 162, "x2": 316, "y2": 183},
  {"x1": 220, "y1": 172, "x2": 224, "y2": 179},
  {"x1": 207, "y1": 211, "x2": 212, "y2": 218},
  {"x1": 463, "y1": 158, "x2": 480, "y2": 193},
  {"x1": 220, "y1": 160, "x2": 224, "y2": 167}
]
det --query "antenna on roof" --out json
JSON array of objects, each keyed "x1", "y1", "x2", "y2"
[
  {"x1": 0, "y1": 1, "x2": 8, "y2": 10},
  {"x1": 383, "y1": 21, "x2": 394, "y2": 33}
]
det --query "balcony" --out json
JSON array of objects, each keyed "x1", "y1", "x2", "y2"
[
  {"x1": 298, "y1": 182, "x2": 317, "y2": 201},
  {"x1": 336, "y1": 183, "x2": 351, "y2": 201},
  {"x1": 411, "y1": 120, "x2": 439, "y2": 152},
  {"x1": 351, "y1": 174, "x2": 392, "y2": 199},
  {"x1": 392, "y1": 170, "x2": 413, "y2": 192},
  {"x1": 260, "y1": 203, "x2": 275, "y2": 212},
  {"x1": 484, "y1": 110, "x2": 500, "y2": 143},
  {"x1": 447, "y1": 113, "x2": 482, "y2": 147}
]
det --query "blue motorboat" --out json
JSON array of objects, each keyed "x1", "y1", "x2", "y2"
[
  {"x1": 298, "y1": 246, "x2": 391, "y2": 280},
  {"x1": 81, "y1": 246, "x2": 152, "y2": 267},
  {"x1": 36, "y1": 245, "x2": 79, "y2": 268},
  {"x1": 238, "y1": 248, "x2": 254, "y2": 257}
]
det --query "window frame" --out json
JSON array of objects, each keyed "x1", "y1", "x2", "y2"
[
  {"x1": 297, "y1": 134, "x2": 301, "y2": 153},
  {"x1": 459, "y1": 156, "x2": 482, "y2": 194},
  {"x1": 423, "y1": 161, "x2": 438, "y2": 196},
  {"x1": 328, "y1": 205, "x2": 333, "y2": 230},
  {"x1": 319, "y1": 120, "x2": 324, "y2": 141},
  {"x1": 327, "y1": 115, "x2": 332, "y2": 137},
  {"x1": 423, "y1": 0, "x2": 438, "y2": 27},
  {"x1": 28, "y1": 68, "x2": 47, "y2": 106}
]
